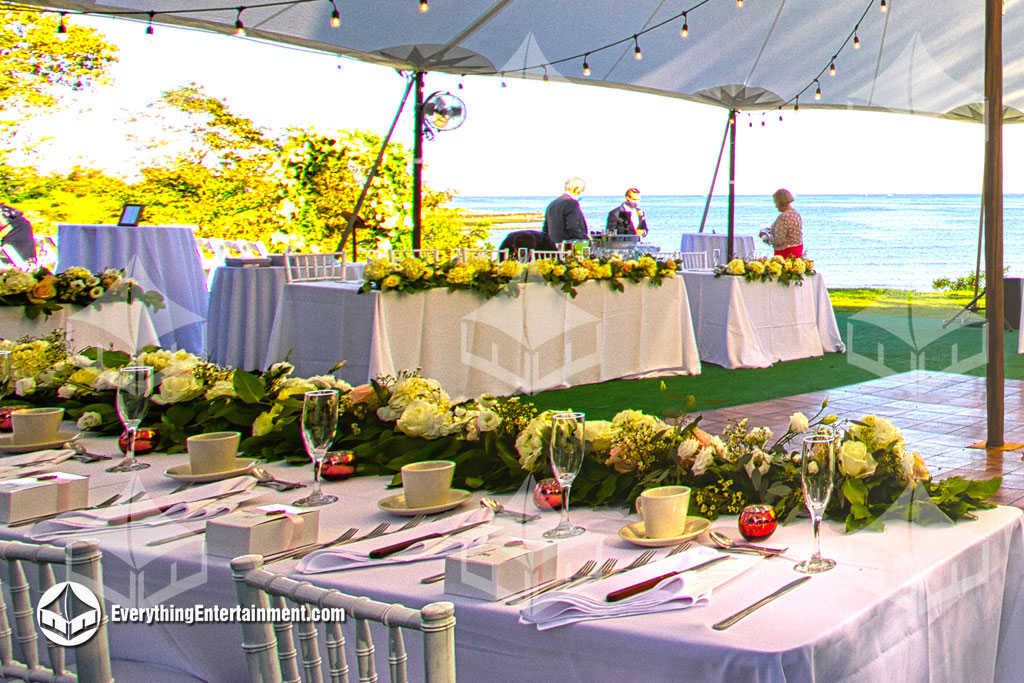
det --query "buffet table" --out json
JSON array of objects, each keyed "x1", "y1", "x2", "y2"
[
  {"x1": 679, "y1": 233, "x2": 758, "y2": 264},
  {"x1": 1, "y1": 439, "x2": 1021, "y2": 683},
  {"x1": 264, "y1": 277, "x2": 701, "y2": 400},
  {"x1": 681, "y1": 271, "x2": 845, "y2": 369},
  {"x1": 56, "y1": 224, "x2": 208, "y2": 354},
  {"x1": 0, "y1": 302, "x2": 159, "y2": 352}
]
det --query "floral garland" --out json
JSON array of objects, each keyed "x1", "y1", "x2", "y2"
[
  {"x1": 0, "y1": 267, "x2": 165, "y2": 319},
  {"x1": 713, "y1": 256, "x2": 815, "y2": 286},
  {"x1": 358, "y1": 254, "x2": 679, "y2": 299},
  {"x1": 0, "y1": 333, "x2": 998, "y2": 532}
]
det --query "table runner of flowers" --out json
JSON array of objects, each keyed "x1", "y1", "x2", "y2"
[
  {"x1": 0, "y1": 267, "x2": 165, "y2": 319},
  {"x1": 359, "y1": 255, "x2": 680, "y2": 299},
  {"x1": 1, "y1": 332, "x2": 998, "y2": 532},
  {"x1": 714, "y1": 256, "x2": 816, "y2": 286}
]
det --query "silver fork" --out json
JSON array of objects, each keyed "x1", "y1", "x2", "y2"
[
  {"x1": 398, "y1": 514, "x2": 426, "y2": 531},
  {"x1": 601, "y1": 549, "x2": 657, "y2": 580},
  {"x1": 563, "y1": 558, "x2": 617, "y2": 590},
  {"x1": 284, "y1": 526, "x2": 361, "y2": 562},
  {"x1": 506, "y1": 560, "x2": 596, "y2": 606},
  {"x1": 667, "y1": 541, "x2": 694, "y2": 556}
]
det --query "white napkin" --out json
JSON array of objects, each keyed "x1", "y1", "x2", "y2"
[
  {"x1": 519, "y1": 548, "x2": 760, "y2": 630},
  {"x1": 31, "y1": 477, "x2": 262, "y2": 540},
  {"x1": 0, "y1": 449, "x2": 74, "y2": 479},
  {"x1": 296, "y1": 508, "x2": 495, "y2": 574}
]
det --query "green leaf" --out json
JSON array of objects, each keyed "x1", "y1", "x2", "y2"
[
  {"x1": 843, "y1": 478, "x2": 869, "y2": 506},
  {"x1": 233, "y1": 370, "x2": 266, "y2": 404}
]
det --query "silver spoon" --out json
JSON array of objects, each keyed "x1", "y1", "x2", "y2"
[
  {"x1": 63, "y1": 438, "x2": 114, "y2": 462},
  {"x1": 708, "y1": 530, "x2": 787, "y2": 556},
  {"x1": 480, "y1": 497, "x2": 541, "y2": 523},
  {"x1": 251, "y1": 466, "x2": 306, "y2": 490}
]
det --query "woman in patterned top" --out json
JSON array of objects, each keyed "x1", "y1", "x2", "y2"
[{"x1": 759, "y1": 189, "x2": 802, "y2": 258}]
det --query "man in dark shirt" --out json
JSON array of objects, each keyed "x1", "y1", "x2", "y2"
[
  {"x1": 542, "y1": 177, "x2": 588, "y2": 244},
  {"x1": 606, "y1": 188, "x2": 648, "y2": 236},
  {"x1": 0, "y1": 204, "x2": 35, "y2": 263}
]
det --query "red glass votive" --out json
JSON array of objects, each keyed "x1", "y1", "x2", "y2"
[
  {"x1": 119, "y1": 428, "x2": 160, "y2": 454},
  {"x1": 321, "y1": 451, "x2": 357, "y2": 481},
  {"x1": 738, "y1": 504, "x2": 778, "y2": 541}
]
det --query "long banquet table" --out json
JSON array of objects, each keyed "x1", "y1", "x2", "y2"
[
  {"x1": 3, "y1": 435, "x2": 1023, "y2": 683},
  {"x1": 0, "y1": 301, "x2": 160, "y2": 353},
  {"x1": 681, "y1": 271, "x2": 846, "y2": 369},
  {"x1": 57, "y1": 224, "x2": 208, "y2": 354},
  {"x1": 679, "y1": 233, "x2": 758, "y2": 264},
  {"x1": 264, "y1": 277, "x2": 701, "y2": 400}
]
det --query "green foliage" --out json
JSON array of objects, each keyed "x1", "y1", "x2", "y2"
[{"x1": 931, "y1": 268, "x2": 1009, "y2": 292}]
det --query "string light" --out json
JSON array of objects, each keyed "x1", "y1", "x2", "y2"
[
  {"x1": 500, "y1": 72, "x2": 506, "y2": 88},
  {"x1": 794, "y1": 97, "x2": 799, "y2": 112},
  {"x1": 542, "y1": 66, "x2": 549, "y2": 82},
  {"x1": 761, "y1": 113, "x2": 766, "y2": 127},
  {"x1": 680, "y1": 13, "x2": 688, "y2": 38},
  {"x1": 853, "y1": 27, "x2": 860, "y2": 49},
  {"x1": 56, "y1": 12, "x2": 67, "y2": 34},
  {"x1": 419, "y1": 0, "x2": 428, "y2": 12},
  {"x1": 582, "y1": 54, "x2": 591, "y2": 76},
  {"x1": 633, "y1": 34, "x2": 642, "y2": 61},
  {"x1": 329, "y1": 0, "x2": 340, "y2": 27},
  {"x1": 880, "y1": 0, "x2": 887, "y2": 13},
  {"x1": 736, "y1": 0, "x2": 743, "y2": 7},
  {"x1": 145, "y1": 11, "x2": 154, "y2": 34},
  {"x1": 814, "y1": 80, "x2": 821, "y2": 100},
  {"x1": 829, "y1": 57, "x2": 836, "y2": 76}
]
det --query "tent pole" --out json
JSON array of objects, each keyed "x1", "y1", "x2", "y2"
[
  {"x1": 727, "y1": 109, "x2": 737, "y2": 262},
  {"x1": 698, "y1": 113, "x2": 733, "y2": 234},
  {"x1": 412, "y1": 71, "x2": 425, "y2": 250},
  {"x1": 337, "y1": 75, "x2": 415, "y2": 253},
  {"x1": 984, "y1": 0, "x2": 1004, "y2": 449}
]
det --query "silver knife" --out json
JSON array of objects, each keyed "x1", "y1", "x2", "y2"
[
  {"x1": 712, "y1": 576, "x2": 811, "y2": 630},
  {"x1": 146, "y1": 528, "x2": 207, "y2": 546}
]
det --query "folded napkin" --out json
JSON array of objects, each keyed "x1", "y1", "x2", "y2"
[
  {"x1": 0, "y1": 449, "x2": 74, "y2": 479},
  {"x1": 296, "y1": 507, "x2": 495, "y2": 574},
  {"x1": 519, "y1": 548, "x2": 761, "y2": 630},
  {"x1": 31, "y1": 477, "x2": 262, "y2": 540}
]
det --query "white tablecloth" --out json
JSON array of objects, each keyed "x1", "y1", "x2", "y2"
[
  {"x1": 0, "y1": 302, "x2": 159, "y2": 352},
  {"x1": 1, "y1": 440, "x2": 1020, "y2": 683},
  {"x1": 206, "y1": 266, "x2": 288, "y2": 370},
  {"x1": 679, "y1": 233, "x2": 758, "y2": 264},
  {"x1": 682, "y1": 271, "x2": 846, "y2": 369},
  {"x1": 57, "y1": 224, "x2": 208, "y2": 354},
  {"x1": 264, "y1": 277, "x2": 701, "y2": 400}
]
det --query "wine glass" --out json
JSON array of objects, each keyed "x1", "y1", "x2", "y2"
[
  {"x1": 0, "y1": 349, "x2": 11, "y2": 400},
  {"x1": 107, "y1": 366, "x2": 153, "y2": 473},
  {"x1": 293, "y1": 389, "x2": 340, "y2": 507},
  {"x1": 543, "y1": 412, "x2": 586, "y2": 539},
  {"x1": 795, "y1": 433, "x2": 837, "y2": 574},
  {"x1": 712, "y1": 248, "x2": 721, "y2": 266}
]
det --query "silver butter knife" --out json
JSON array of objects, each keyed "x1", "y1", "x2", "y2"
[{"x1": 711, "y1": 575, "x2": 811, "y2": 630}]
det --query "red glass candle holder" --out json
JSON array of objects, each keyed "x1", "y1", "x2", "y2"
[
  {"x1": 321, "y1": 450, "x2": 357, "y2": 481},
  {"x1": 738, "y1": 504, "x2": 778, "y2": 541},
  {"x1": 118, "y1": 428, "x2": 160, "y2": 455},
  {"x1": 0, "y1": 405, "x2": 29, "y2": 432},
  {"x1": 532, "y1": 478, "x2": 563, "y2": 511}
]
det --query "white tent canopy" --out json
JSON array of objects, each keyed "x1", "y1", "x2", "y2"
[{"x1": 17, "y1": 0, "x2": 1024, "y2": 120}]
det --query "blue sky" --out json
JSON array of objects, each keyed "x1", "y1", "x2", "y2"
[{"x1": 20, "y1": 14, "x2": 1024, "y2": 198}]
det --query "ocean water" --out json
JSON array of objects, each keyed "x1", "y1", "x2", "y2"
[{"x1": 450, "y1": 194, "x2": 1024, "y2": 291}]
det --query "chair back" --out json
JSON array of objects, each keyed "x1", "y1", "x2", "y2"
[
  {"x1": 527, "y1": 249, "x2": 564, "y2": 262},
  {"x1": 457, "y1": 248, "x2": 508, "y2": 263},
  {"x1": 388, "y1": 249, "x2": 439, "y2": 266},
  {"x1": 285, "y1": 252, "x2": 349, "y2": 283},
  {"x1": 230, "y1": 555, "x2": 456, "y2": 683},
  {"x1": 34, "y1": 236, "x2": 58, "y2": 271},
  {"x1": 0, "y1": 539, "x2": 112, "y2": 683},
  {"x1": 677, "y1": 251, "x2": 709, "y2": 270}
]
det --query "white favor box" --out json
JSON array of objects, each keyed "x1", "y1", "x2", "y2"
[
  {"x1": 206, "y1": 504, "x2": 320, "y2": 558},
  {"x1": 444, "y1": 541, "x2": 558, "y2": 601},
  {"x1": 0, "y1": 473, "x2": 88, "y2": 524}
]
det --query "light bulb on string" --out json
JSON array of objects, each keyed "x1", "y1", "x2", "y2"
[
  {"x1": 582, "y1": 54, "x2": 591, "y2": 76},
  {"x1": 57, "y1": 12, "x2": 67, "y2": 34},
  {"x1": 234, "y1": 7, "x2": 246, "y2": 36},
  {"x1": 880, "y1": 0, "x2": 887, "y2": 12},
  {"x1": 794, "y1": 97, "x2": 799, "y2": 112},
  {"x1": 500, "y1": 72, "x2": 507, "y2": 88},
  {"x1": 737, "y1": 0, "x2": 743, "y2": 7},
  {"x1": 420, "y1": 0, "x2": 428, "y2": 12},
  {"x1": 330, "y1": 2, "x2": 340, "y2": 27},
  {"x1": 829, "y1": 58, "x2": 836, "y2": 76},
  {"x1": 680, "y1": 13, "x2": 688, "y2": 38},
  {"x1": 633, "y1": 35, "x2": 642, "y2": 60},
  {"x1": 761, "y1": 113, "x2": 766, "y2": 127},
  {"x1": 543, "y1": 66, "x2": 549, "y2": 82},
  {"x1": 854, "y1": 28, "x2": 860, "y2": 49},
  {"x1": 814, "y1": 80, "x2": 821, "y2": 100},
  {"x1": 146, "y1": 11, "x2": 154, "y2": 35}
]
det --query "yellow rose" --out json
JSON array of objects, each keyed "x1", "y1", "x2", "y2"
[
  {"x1": 748, "y1": 261, "x2": 765, "y2": 275},
  {"x1": 536, "y1": 260, "x2": 554, "y2": 276},
  {"x1": 382, "y1": 274, "x2": 401, "y2": 289},
  {"x1": 552, "y1": 265, "x2": 566, "y2": 277},
  {"x1": 726, "y1": 259, "x2": 746, "y2": 275},
  {"x1": 27, "y1": 276, "x2": 58, "y2": 304},
  {"x1": 496, "y1": 260, "x2": 523, "y2": 278},
  {"x1": 364, "y1": 259, "x2": 391, "y2": 281},
  {"x1": 152, "y1": 372, "x2": 203, "y2": 404},
  {"x1": 399, "y1": 257, "x2": 427, "y2": 280},
  {"x1": 839, "y1": 440, "x2": 878, "y2": 479}
]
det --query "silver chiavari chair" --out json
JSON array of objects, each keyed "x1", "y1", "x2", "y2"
[{"x1": 284, "y1": 252, "x2": 349, "y2": 283}]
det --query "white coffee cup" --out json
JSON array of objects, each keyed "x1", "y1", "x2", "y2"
[
  {"x1": 11, "y1": 408, "x2": 64, "y2": 444},
  {"x1": 401, "y1": 460, "x2": 455, "y2": 508},
  {"x1": 636, "y1": 485, "x2": 690, "y2": 539},
  {"x1": 186, "y1": 431, "x2": 240, "y2": 475}
]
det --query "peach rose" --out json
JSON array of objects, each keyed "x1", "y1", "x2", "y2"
[{"x1": 27, "y1": 276, "x2": 58, "y2": 303}]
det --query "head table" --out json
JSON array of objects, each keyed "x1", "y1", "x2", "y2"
[{"x1": 0, "y1": 432, "x2": 1020, "y2": 683}]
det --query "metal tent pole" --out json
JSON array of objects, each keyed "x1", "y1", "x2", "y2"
[
  {"x1": 412, "y1": 71, "x2": 425, "y2": 250},
  {"x1": 698, "y1": 113, "x2": 733, "y2": 234},
  {"x1": 984, "y1": 0, "x2": 1004, "y2": 449},
  {"x1": 727, "y1": 109, "x2": 737, "y2": 262}
]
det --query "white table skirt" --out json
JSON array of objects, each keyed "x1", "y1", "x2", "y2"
[
  {"x1": 682, "y1": 272, "x2": 846, "y2": 369},
  {"x1": 679, "y1": 233, "x2": 758, "y2": 264},
  {"x1": 0, "y1": 303, "x2": 159, "y2": 352},
  {"x1": 0, "y1": 437, "x2": 1020, "y2": 683},
  {"x1": 264, "y1": 277, "x2": 701, "y2": 400},
  {"x1": 56, "y1": 224, "x2": 208, "y2": 354},
  {"x1": 206, "y1": 266, "x2": 288, "y2": 370}
]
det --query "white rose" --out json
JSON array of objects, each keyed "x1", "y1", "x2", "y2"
[
  {"x1": 806, "y1": 460, "x2": 819, "y2": 475},
  {"x1": 152, "y1": 373, "x2": 202, "y2": 404},
  {"x1": 57, "y1": 384, "x2": 77, "y2": 399},
  {"x1": 93, "y1": 369, "x2": 121, "y2": 391},
  {"x1": 76, "y1": 411, "x2": 103, "y2": 430},
  {"x1": 70, "y1": 354, "x2": 94, "y2": 369},
  {"x1": 789, "y1": 412, "x2": 809, "y2": 434},
  {"x1": 14, "y1": 378, "x2": 35, "y2": 396},
  {"x1": 873, "y1": 418, "x2": 900, "y2": 447},
  {"x1": 476, "y1": 410, "x2": 501, "y2": 433},
  {"x1": 396, "y1": 400, "x2": 447, "y2": 439},
  {"x1": 710, "y1": 436, "x2": 728, "y2": 458},
  {"x1": 839, "y1": 440, "x2": 877, "y2": 479},
  {"x1": 692, "y1": 447, "x2": 714, "y2": 476},
  {"x1": 205, "y1": 380, "x2": 237, "y2": 400},
  {"x1": 677, "y1": 438, "x2": 699, "y2": 460}
]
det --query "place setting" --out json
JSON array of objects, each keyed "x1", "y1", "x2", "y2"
[
  {"x1": 377, "y1": 460, "x2": 473, "y2": 516},
  {"x1": 0, "y1": 407, "x2": 77, "y2": 455},
  {"x1": 164, "y1": 431, "x2": 257, "y2": 483}
]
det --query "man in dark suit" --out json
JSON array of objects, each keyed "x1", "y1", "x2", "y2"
[
  {"x1": 542, "y1": 177, "x2": 588, "y2": 244},
  {"x1": 606, "y1": 188, "x2": 648, "y2": 236},
  {"x1": 0, "y1": 204, "x2": 35, "y2": 262}
]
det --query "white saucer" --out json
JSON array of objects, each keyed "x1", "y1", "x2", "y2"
[
  {"x1": 0, "y1": 431, "x2": 78, "y2": 455},
  {"x1": 163, "y1": 458, "x2": 258, "y2": 483},
  {"x1": 618, "y1": 516, "x2": 712, "y2": 547},
  {"x1": 377, "y1": 489, "x2": 472, "y2": 516}
]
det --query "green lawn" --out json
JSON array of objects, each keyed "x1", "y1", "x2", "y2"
[{"x1": 527, "y1": 288, "x2": 1020, "y2": 420}]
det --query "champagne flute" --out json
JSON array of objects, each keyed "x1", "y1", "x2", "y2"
[
  {"x1": 107, "y1": 366, "x2": 153, "y2": 473},
  {"x1": 543, "y1": 412, "x2": 586, "y2": 539},
  {"x1": 293, "y1": 389, "x2": 340, "y2": 507},
  {"x1": 795, "y1": 433, "x2": 837, "y2": 574},
  {"x1": 0, "y1": 349, "x2": 11, "y2": 400}
]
